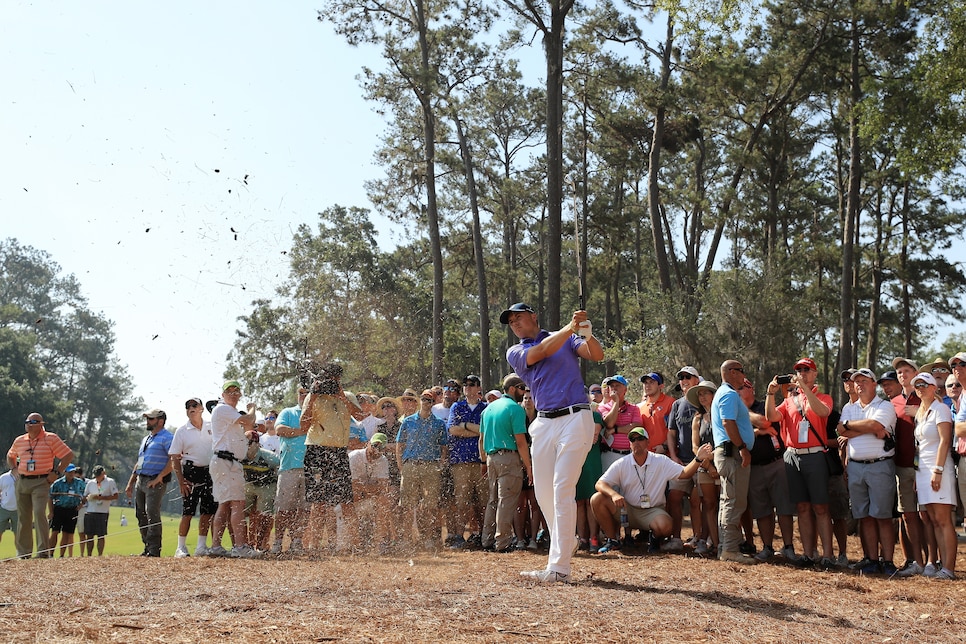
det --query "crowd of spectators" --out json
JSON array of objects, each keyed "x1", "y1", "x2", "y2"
[{"x1": 6, "y1": 351, "x2": 965, "y2": 582}]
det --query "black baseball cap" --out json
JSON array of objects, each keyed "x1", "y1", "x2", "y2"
[{"x1": 499, "y1": 302, "x2": 535, "y2": 324}]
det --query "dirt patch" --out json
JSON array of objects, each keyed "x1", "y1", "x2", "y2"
[{"x1": 5, "y1": 542, "x2": 965, "y2": 643}]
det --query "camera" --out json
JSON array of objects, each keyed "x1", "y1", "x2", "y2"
[{"x1": 776, "y1": 374, "x2": 793, "y2": 385}]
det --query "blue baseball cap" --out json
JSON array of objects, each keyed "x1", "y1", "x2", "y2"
[
  {"x1": 640, "y1": 372, "x2": 664, "y2": 386},
  {"x1": 602, "y1": 375, "x2": 628, "y2": 387}
]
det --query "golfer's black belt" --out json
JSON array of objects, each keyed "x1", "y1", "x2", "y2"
[{"x1": 537, "y1": 404, "x2": 590, "y2": 419}]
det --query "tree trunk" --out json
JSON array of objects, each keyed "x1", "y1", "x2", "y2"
[
  {"x1": 454, "y1": 117, "x2": 491, "y2": 389},
  {"x1": 647, "y1": 17, "x2": 674, "y2": 293},
  {"x1": 416, "y1": 0, "x2": 444, "y2": 383}
]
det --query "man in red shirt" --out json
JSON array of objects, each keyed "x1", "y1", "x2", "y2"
[
  {"x1": 765, "y1": 358, "x2": 835, "y2": 568},
  {"x1": 638, "y1": 372, "x2": 672, "y2": 454},
  {"x1": 597, "y1": 375, "x2": 643, "y2": 472}
]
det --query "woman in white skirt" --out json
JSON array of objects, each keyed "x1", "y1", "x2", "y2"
[{"x1": 912, "y1": 372, "x2": 957, "y2": 579}]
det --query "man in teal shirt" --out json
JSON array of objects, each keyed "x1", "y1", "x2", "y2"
[{"x1": 478, "y1": 374, "x2": 534, "y2": 552}]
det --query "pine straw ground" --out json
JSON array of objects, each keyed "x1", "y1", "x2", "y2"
[{"x1": 5, "y1": 536, "x2": 966, "y2": 643}]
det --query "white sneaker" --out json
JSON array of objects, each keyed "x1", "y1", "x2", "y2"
[
  {"x1": 922, "y1": 562, "x2": 938, "y2": 577},
  {"x1": 230, "y1": 544, "x2": 259, "y2": 559},
  {"x1": 174, "y1": 546, "x2": 190, "y2": 558},
  {"x1": 520, "y1": 569, "x2": 571, "y2": 583},
  {"x1": 207, "y1": 545, "x2": 229, "y2": 557},
  {"x1": 194, "y1": 545, "x2": 210, "y2": 557}
]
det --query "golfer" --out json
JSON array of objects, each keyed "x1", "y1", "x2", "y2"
[{"x1": 502, "y1": 303, "x2": 603, "y2": 583}]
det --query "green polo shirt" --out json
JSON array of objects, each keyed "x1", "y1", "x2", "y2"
[{"x1": 479, "y1": 395, "x2": 527, "y2": 453}]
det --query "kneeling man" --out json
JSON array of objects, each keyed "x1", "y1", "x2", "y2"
[{"x1": 591, "y1": 427, "x2": 711, "y2": 554}]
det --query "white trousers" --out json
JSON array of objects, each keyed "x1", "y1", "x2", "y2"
[{"x1": 529, "y1": 409, "x2": 594, "y2": 575}]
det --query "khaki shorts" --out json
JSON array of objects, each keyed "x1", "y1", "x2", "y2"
[
  {"x1": 400, "y1": 461, "x2": 441, "y2": 508},
  {"x1": 210, "y1": 458, "x2": 245, "y2": 503},
  {"x1": 896, "y1": 466, "x2": 917, "y2": 514},
  {"x1": 624, "y1": 504, "x2": 671, "y2": 531},
  {"x1": 275, "y1": 469, "x2": 309, "y2": 513},
  {"x1": 668, "y1": 474, "x2": 695, "y2": 494}
]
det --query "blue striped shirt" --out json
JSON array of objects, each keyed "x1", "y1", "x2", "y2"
[{"x1": 138, "y1": 429, "x2": 174, "y2": 476}]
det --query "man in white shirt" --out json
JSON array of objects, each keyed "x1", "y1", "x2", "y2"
[
  {"x1": 169, "y1": 397, "x2": 216, "y2": 557},
  {"x1": 591, "y1": 427, "x2": 712, "y2": 554},
  {"x1": 837, "y1": 368, "x2": 898, "y2": 575},
  {"x1": 209, "y1": 380, "x2": 257, "y2": 558}
]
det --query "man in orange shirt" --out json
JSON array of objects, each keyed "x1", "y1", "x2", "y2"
[
  {"x1": 638, "y1": 372, "x2": 673, "y2": 454},
  {"x1": 6, "y1": 412, "x2": 74, "y2": 558}
]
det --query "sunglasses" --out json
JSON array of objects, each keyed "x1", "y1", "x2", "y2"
[
  {"x1": 381, "y1": 403, "x2": 397, "y2": 410},
  {"x1": 628, "y1": 434, "x2": 648, "y2": 443},
  {"x1": 420, "y1": 397, "x2": 435, "y2": 403},
  {"x1": 266, "y1": 415, "x2": 277, "y2": 421},
  {"x1": 186, "y1": 402, "x2": 201, "y2": 409},
  {"x1": 932, "y1": 367, "x2": 950, "y2": 374},
  {"x1": 913, "y1": 382, "x2": 932, "y2": 389},
  {"x1": 730, "y1": 367, "x2": 744, "y2": 373},
  {"x1": 678, "y1": 374, "x2": 696, "y2": 380},
  {"x1": 794, "y1": 367, "x2": 812, "y2": 373},
  {"x1": 947, "y1": 383, "x2": 962, "y2": 389},
  {"x1": 950, "y1": 362, "x2": 966, "y2": 369},
  {"x1": 25, "y1": 419, "x2": 43, "y2": 425}
]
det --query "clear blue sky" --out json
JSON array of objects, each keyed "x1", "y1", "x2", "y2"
[{"x1": 1, "y1": 1, "x2": 386, "y2": 422}]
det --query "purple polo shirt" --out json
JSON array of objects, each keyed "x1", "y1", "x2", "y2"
[{"x1": 507, "y1": 329, "x2": 587, "y2": 411}]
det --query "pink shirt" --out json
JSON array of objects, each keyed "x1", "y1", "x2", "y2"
[{"x1": 597, "y1": 401, "x2": 643, "y2": 451}]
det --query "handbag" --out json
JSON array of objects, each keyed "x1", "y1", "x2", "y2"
[{"x1": 794, "y1": 393, "x2": 844, "y2": 476}]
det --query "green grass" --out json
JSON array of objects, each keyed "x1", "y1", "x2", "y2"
[{"x1": 0, "y1": 505, "x2": 190, "y2": 560}]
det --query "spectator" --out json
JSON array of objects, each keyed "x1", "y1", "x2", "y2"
[
  {"x1": 484, "y1": 390, "x2": 502, "y2": 403},
  {"x1": 81, "y1": 465, "x2": 118, "y2": 556},
  {"x1": 300, "y1": 364, "x2": 355, "y2": 554},
  {"x1": 688, "y1": 381, "x2": 719, "y2": 556},
  {"x1": 209, "y1": 381, "x2": 258, "y2": 558},
  {"x1": 126, "y1": 409, "x2": 173, "y2": 558},
  {"x1": 890, "y1": 357, "x2": 926, "y2": 576},
  {"x1": 576, "y1": 401, "x2": 605, "y2": 553},
  {"x1": 588, "y1": 384, "x2": 603, "y2": 408},
  {"x1": 743, "y1": 379, "x2": 797, "y2": 564},
  {"x1": 169, "y1": 397, "x2": 216, "y2": 558},
  {"x1": 73, "y1": 467, "x2": 88, "y2": 557},
  {"x1": 259, "y1": 410, "x2": 281, "y2": 455},
  {"x1": 48, "y1": 464, "x2": 85, "y2": 557},
  {"x1": 434, "y1": 379, "x2": 460, "y2": 548},
  {"x1": 765, "y1": 358, "x2": 835, "y2": 568},
  {"x1": 347, "y1": 433, "x2": 392, "y2": 554},
  {"x1": 357, "y1": 394, "x2": 384, "y2": 440},
  {"x1": 0, "y1": 468, "x2": 17, "y2": 548},
  {"x1": 478, "y1": 375, "x2": 533, "y2": 553},
  {"x1": 665, "y1": 366, "x2": 703, "y2": 552},
  {"x1": 876, "y1": 371, "x2": 902, "y2": 399},
  {"x1": 598, "y1": 375, "x2": 643, "y2": 472},
  {"x1": 592, "y1": 427, "x2": 712, "y2": 554},
  {"x1": 243, "y1": 430, "x2": 281, "y2": 552},
  {"x1": 503, "y1": 303, "x2": 604, "y2": 584},
  {"x1": 398, "y1": 389, "x2": 420, "y2": 420},
  {"x1": 910, "y1": 372, "x2": 957, "y2": 579},
  {"x1": 375, "y1": 396, "x2": 404, "y2": 546},
  {"x1": 711, "y1": 360, "x2": 756, "y2": 564},
  {"x1": 272, "y1": 385, "x2": 310, "y2": 555},
  {"x1": 6, "y1": 412, "x2": 73, "y2": 558},
  {"x1": 638, "y1": 372, "x2": 673, "y2": 454},
  {"x1": 514, "y1": 390, "x2": 543, "y2": 551},
  {"x1": 396, "y1": 389, "x2": 449, "y2": 551},
  {"x1": 837, "y1": 368, "x2": 898, "y2": 576},
  {"x1": 446, "y1": 375, "x2": 488, "y2": 549},
  {"x1": 948, "y1": 352, "x2": 966, "y2": 534}
]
